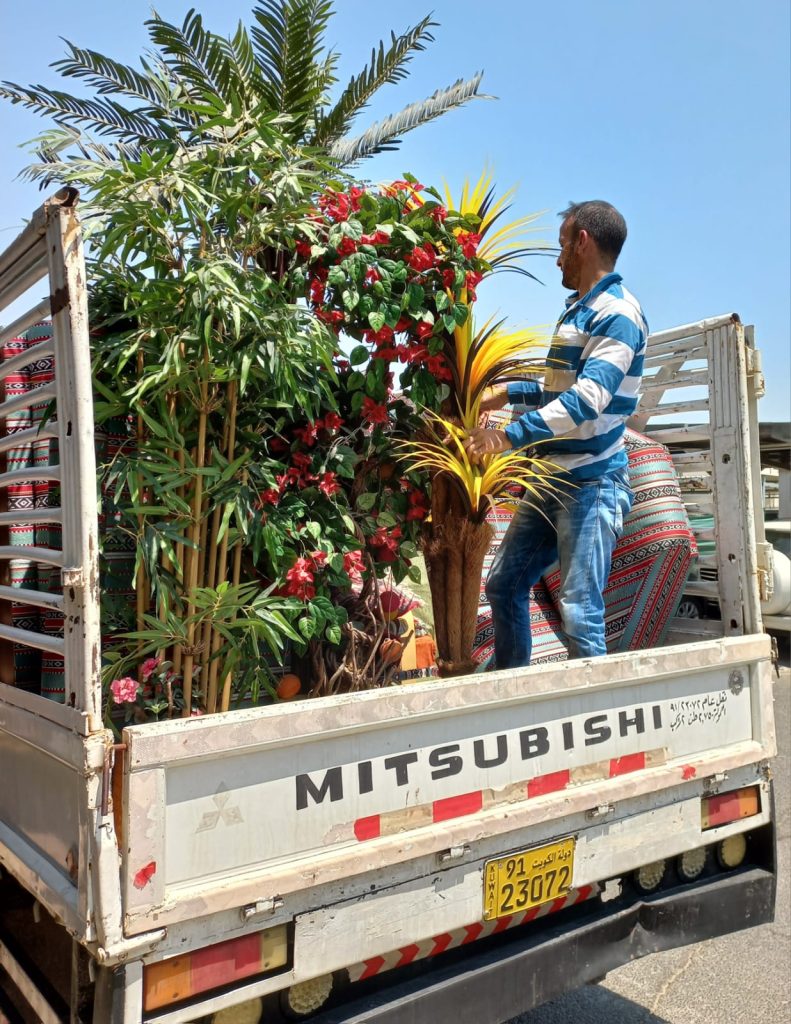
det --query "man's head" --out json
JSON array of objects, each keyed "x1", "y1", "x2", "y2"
[{"x1": 557, "y1": 200, "x2": 627, "y2": 292}]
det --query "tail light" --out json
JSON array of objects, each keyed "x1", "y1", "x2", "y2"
[
  {"x1": 143, "y1": 924, "x2": 288, "y2": 1012},
  {"x1": 701, "y1": 785, "x2": 760, "y2": 830}
]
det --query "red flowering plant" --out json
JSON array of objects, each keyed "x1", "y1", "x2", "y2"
[{"x1": 292, "y1": 174, "x2": 491, "y2": 413}]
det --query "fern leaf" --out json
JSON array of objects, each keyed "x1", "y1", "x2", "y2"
[{"x1": 328, "y1": 73, "x2": 489, "y2": 165}]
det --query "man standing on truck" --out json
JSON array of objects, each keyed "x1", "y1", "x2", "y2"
[{"x1": 464, "y1": 200, "x2": 648, "y2": 669}]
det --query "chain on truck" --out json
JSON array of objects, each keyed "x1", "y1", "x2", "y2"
[{"x1": 0, "y1": 193, "x2": 778, "y2": 1024}]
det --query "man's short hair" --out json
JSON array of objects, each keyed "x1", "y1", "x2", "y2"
[{"x1": 560, "y1": 200, "x2": 627, "y2": 264}]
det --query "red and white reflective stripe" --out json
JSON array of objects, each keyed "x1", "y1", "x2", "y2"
[
  {"x1": 348, "y1": 884, "x2": 599, "y2": 983},
  {"x1": 351, "y1": 749, "x2": 664, "y2": 842}
]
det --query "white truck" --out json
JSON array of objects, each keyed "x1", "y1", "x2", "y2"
[{"x1": 0, "y1": 194, "x2": 779, "y2": 1024}]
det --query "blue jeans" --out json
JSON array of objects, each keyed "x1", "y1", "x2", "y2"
[{"x1": 485, "y1": 470, "x2": 633, "y2": 668}]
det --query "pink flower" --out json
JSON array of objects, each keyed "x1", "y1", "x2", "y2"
[
  {"x1": 284, "y1": 557, "x2": 316, "y2": 600},
  {"x1": 110, "y1": 676, "x2": 139, "y2": 704},
  {"x1": 343, "y1": 549, "x2": 365, "y2": 585},
  {"x1": 140, "y1": 657, "x2": 160, "y2": 682}
]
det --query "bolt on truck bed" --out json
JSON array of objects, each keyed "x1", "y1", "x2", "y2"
[{"x1": 0, "y1": 194, "x2": 778, "y2": 1023}]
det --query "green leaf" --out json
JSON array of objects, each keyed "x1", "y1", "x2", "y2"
[
  {"x1": 347, "y1": 370, "x2": 365, "y2": 390},
  {"x1": 325, "y1": 624, "x2": 342, "y2": 645},
  {"x1": 298, "y1": 616, "x2": 316, "y2": 639},
  {"x1": 435, "y1": 291, "x2": 449, "y2": 312},
  {"x1": 407, "y1": 563, "x2": 423, "y2": 583},
  {"x1": 349, "y1": 345, "x2": 369, "y2": 366},
  {"x1": 368, "y1": 310, "x2": 385, "y2": 332},
  {"x1": 342, "y1": 288, "x2": 360, "y2": 311},
  {"x1": 356, "y1": 492, "x2": 378, "y2": 511}
]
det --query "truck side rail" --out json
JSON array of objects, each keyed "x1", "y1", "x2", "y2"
[
  {"x1": 0, "y1": 187, "x2": 101, "y2": 719},
  {"x1": 629, "y1": 314, "x2": 765, "y2": 640}
]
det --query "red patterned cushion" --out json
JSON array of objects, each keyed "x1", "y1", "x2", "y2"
[{"x1": 472, "y1": 425, "x2": 696, "y2": 665}]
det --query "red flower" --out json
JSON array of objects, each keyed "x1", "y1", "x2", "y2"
[
  {"x1": 407, "y1": 244, "x2": 437, "y2": 272},
  {"x1": 442, "y1": 268, "x2": 457, "y2": 290},
  {"x1": 361, "y1": 397, "x2": 389, "y2": 426},
  {"x1": 319, "y1": 412, "x2": 343, "y2": 432},
  {"x1": 316, "y1": 308, "x2": 345, "y2": 327},
  {"x1": 310, "y1": 550, "x2": 328, "y2": 567},
  {"x1": 364, "y1": 324, "x2": 394, "y2": 345},
  {"x1": 294, "y1": 422, "x2": 319, "y2": 446},
  {"x1": 295, "y1": 239, "x2": 312, "y2": 258},
  {"x1": 291, "y1": 452, "x2": 313, "y2": 474},
  {"x1": 361, "y1": 229, "x2": 390, "y2": 246},
  {"x1": 317, "y1": 471, "x2": 341, "y2": 497},
  {"x1": 429, "y1": 205, "x2": 448, "y2": 223},
  {"x1": 394, "y1": 316, "x2": 412, "y2": 333},
  {"x1": 258, "y1": 488, "x2": 281, "y2": 507},
  {"x1": 364, "y1": 266, "x2": 381, "y2": 285},
  {"x1": 457, "y1": 231, "x2": 482, "y2": 259},
  {"x1": 309, "y1": 277, "x2": 326, "y2": 305},
  {"x1": 370, "y1": 525, "x2": 402, "y2": 563},
  {"x1": 318, "y1": 190, "x2": 352, "y2": 222},
  {"x1": 349, "y1": 186, "x2": 365, "y2": 211},
  {"x1": 343, "y1": 549, "x2": 365, "y2": 586},
  {"x1": 415, "y1": 321, "x2": 434, "y2": 340},
  {"x1": 284, "y1": 557, "x2": 316, "y2": 600},
  {"x1": 336, "y1": 236, "x2": 358, "y2": 257}
]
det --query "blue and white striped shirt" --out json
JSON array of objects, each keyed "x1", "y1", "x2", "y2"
[{"x1": 504, "y1": 273, "x2": 648, "y2": 480}]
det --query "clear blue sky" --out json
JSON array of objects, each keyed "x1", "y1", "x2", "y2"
[{"x1": 1, "y1": 0, "x2": 789, "y2": 420}]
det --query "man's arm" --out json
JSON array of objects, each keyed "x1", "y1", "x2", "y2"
[{"x1": 501, "y1": 312, "x2": 645, "y2": 450}]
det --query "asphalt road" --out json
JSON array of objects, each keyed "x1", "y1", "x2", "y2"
[{"x1": 509, "y1": 659, "x2": 791, "y2": 1024}]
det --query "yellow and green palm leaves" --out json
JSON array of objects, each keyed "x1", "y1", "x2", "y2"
[{"x1": 397, "y1": 170, "x2": 560, "y2": 520}]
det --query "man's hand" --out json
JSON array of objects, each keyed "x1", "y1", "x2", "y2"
[{"x1": 463, "y1": 427, "x2": 512, "y2": 465}]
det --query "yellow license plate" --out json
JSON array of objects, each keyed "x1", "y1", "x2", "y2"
[{"x1": 483, "y1": 838, "x2": 575, "y2": 920}]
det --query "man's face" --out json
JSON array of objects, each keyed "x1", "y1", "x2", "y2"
[{"x1": 557, "y1": 218, "x2": 581, "y2": 291}]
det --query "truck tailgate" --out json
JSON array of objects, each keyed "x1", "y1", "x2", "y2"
[{"x1": 120, "y1": 634, "x2": 774, "y2": 935}]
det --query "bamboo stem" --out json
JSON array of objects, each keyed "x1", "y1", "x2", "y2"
[
  {"x1": 206, "y1": 380, "x2": 238, "y2": 715},
  {"x1": 219, "y1": 539, "x2": 242, "y2": 713},
  {"x1": 180, "y1": 350, "x2": 211, "y2": 716}
]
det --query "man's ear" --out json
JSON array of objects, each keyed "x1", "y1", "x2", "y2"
[{"x1": 576, "y1": 228, "x2": 590, "y2": 251}]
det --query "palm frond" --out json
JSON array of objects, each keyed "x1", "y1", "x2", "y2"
[
  {"x1": 251, "y1": 0, "x2": 334, "y2": 118},
  {"x1": 328, "y1": 73, "x2": 487, "y2": 165},
  {"x1": 312, "y1": 14, "x2": 436, "y2": 148},
  {"x1": 396, "y1": 414, "x2": 564, "y2": 520},
  {"x1": 0, "y1": 81, "x2": 167, "y2": 142},
  {"x1": 51, "y1": 43, "x2": 165, "y2": 105},
  {"x1": 145, "y1": 10, "x2": 238, "y2": 101}
]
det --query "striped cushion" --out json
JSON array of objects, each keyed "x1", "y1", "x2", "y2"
[{"x1": 472, "y1": 424, "x2": 696, "y2": 665}]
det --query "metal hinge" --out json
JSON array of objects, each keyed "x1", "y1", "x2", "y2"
[
  {"x1": 240, "y1": 896, "x2": 283, "y2": 922},
  {"x1": 61, "y1": 566, "x2": 84, "y2": 588},
  {"x1": 586, "y1": 803, "x2": 614, "y2": 821},
  {"x1": 745, "y1": 346, "x2": 766, "y2": 396},
  {"x1": 437, "y1": 844, "x2": 470, "y2": 864}
]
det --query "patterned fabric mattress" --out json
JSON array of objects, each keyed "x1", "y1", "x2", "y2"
[{"x1": 472, "y1": 423, "x2": 697, "y2": 667}]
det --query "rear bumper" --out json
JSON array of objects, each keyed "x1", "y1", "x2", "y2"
[{"x1": 313, "y1": 866, "x2": 776, "y2": 1024}]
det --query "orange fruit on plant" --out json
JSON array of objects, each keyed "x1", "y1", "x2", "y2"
[
  {"x1": 379, "y1": 637, "x2": 403, "y2": 665},
  {"x1": 276, "y1": 673, "x2": 302, "y2": 700}
]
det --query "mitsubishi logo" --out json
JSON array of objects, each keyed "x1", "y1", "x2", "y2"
[{"x1": 196, "y1": 783, "x2": 244, "y2": 832}]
